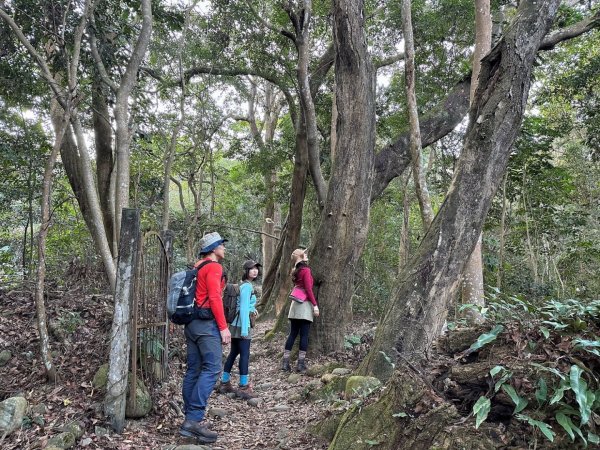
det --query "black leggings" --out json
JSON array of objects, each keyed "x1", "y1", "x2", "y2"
[
  {"x1": 284, "y1": 319, "x2": 311, "y2": 352},
  {"x1": 223, "y1": 338, "x2": 251, "y2": 376}
]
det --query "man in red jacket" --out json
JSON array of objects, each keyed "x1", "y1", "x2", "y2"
[{"x1": 180, "y1": 232, "x2": 231, "y2": 443}]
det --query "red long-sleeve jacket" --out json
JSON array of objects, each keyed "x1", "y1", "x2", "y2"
[
  {"x1": 294, "y1": 265, "x2": 318, "y2": 307},
  {"x1": 194, "y1": 258, "x2": 227, "y2": 331}
]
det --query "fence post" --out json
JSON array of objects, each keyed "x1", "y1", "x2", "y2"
[{"x1": 105, "y1": 208, "x2": 140, "y2": 433}]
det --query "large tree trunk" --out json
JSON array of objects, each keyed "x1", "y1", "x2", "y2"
[
  {"x1": 360, "y1": 0, "x2": 560, "y2": 380},
  {"x1": 460, "y1": 0, "x2": 492, "y2": 323},
  {"x1": 309, "y1": 0, "x2": 376, "y2": 353}
]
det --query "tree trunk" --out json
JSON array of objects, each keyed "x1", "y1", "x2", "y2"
[
  {"x1": 360, "y1": 0, "x2": 560, "y2": 380},
  {"x1": 105, "y1": 208, "x2": 140, "y2": 433},
  {"x1": 460, "y1": 0, "x2": 492, "y2": 324},
  {"x1": 260, "y1": 126, "x2": 309, "y2": 318},
  {"x1": 34, "y1": 110, "x2": 69, "y2": 383},
  {"x1": 92, "y1": 75, "x2": 116, "y2": 255},
  {"x1": 402, "y1": 0, "x2": 434, "y2": 228},
  {"x1": 309, "y1": 0, "x2": 376, "y2": 353},
  {"x1": 113, "y1": 0, "x2": 152, "y2": 238}
]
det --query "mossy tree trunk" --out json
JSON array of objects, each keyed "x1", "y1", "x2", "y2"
[{"x1": 360, "y1": 0, "x2": 561, "y2": 380}]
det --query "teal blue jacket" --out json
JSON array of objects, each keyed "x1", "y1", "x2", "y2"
[{"x1": 231, "y1": 281, "x2": 257, "y2": 337}]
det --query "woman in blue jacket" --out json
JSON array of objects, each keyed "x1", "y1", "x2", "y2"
[{"x1": 219, "y1": 260, "x2": 260, "y2": 399}]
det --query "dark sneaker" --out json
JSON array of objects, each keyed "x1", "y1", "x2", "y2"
[
  {"x1": 281, "y1": 357, "x2": 291, "y2": 372},
  {"x1": 236, "y1": 384, "x2": 257, "y2": 400},
  {"x1": 218, "y1": 380, "x2": 236, "y2": 394},
  {"x1": 179, "y1": 419, "x2": 218, "y2": 443}
]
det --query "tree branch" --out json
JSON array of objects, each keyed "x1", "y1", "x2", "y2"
[
  {"x1": 245, "y1": 0, "x2": 296, "y2": 42},
  {"x1": 374, "y1": 51, "x2": 405, "y2": 69},
  {"x1": 539, "y1": 9, "x2": 600, "y2": 50}
]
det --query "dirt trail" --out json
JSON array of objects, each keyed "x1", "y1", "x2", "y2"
[{"x1": 0, "y1": 288, "x2": 334, "y2": 449}]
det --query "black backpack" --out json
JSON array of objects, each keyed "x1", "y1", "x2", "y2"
[
  {"x1": 222, "y1": 283, "x2": 240, "y2": 324},
  {"x1": 167, "y1": 260, "x2": 215, "y2": 325}
]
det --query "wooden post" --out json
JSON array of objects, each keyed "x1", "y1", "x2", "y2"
[{"x1": 104, "y1": 208, "x2": 140, "y2": 433}]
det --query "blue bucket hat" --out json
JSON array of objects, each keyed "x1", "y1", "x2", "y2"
[{"x1": 198, "y1": 232, "x2": 228, "y2": 255}]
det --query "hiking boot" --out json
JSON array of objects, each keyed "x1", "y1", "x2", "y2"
[
  {"x1": 179, "y1": 419, "x2": 218, "y2": 443},
  {"x1": 297, "y1": 359, "x2": 307, "y2": 374},
  {"x1": 281, "y1": 356, "x2": 291, "y2": 372},
  {"x1": 218, "y1": 380, "x2": 236, "y2": 395},
  {"x1": 236, "y1": 384, "x2": 257, "y2": 400}
]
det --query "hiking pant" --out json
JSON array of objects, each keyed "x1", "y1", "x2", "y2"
[
  {"x1": 182, "y1": 319, "x2": 222, "y2": 422},
  {"x1": 285, "y1": 319, "x2": 311, "y2": 352},
  {"x1": 223, "y1": 337, "x2": 251, "y2": 377}
]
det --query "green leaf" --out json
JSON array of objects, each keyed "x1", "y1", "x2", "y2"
[
  {"x1": 588, "y1": 432, "x2": 600, "y2": 444},
  {"x1": 516, "y1": 414, "x2": 555, "y2": 442},
  {"x1": 550, "y1": 380, "x2": 570, "y2": 405},
  {"x1": 494, "y1": 370, "x2": 513, "y2": 393},
  {"x1": 535, "y1": 378, "x2": 548, "y2": 405},
  {"x1": 473, "y1": 396, "x2": 491, "y2": 429},
  {"x1": 468, "y1": 325, "x2": 504, "y2": 352},
  {"x1": 570, "y1": 365, "x2": 593, "y2": 425},
  {"x1": 555, "y1": 412, "x2": 575, "y2": 442},
  {"x1": 392, "y1": 412, "x2": 408, "y2": 418},
  {"x1": 502, "y1": 384, "x2": 528, "y2": 413},
  {"x1": 539, "y1": 326, "x2": 550, "y2": 339},
  {"x1": 490, "y1": 365, "x2": 504, "y2": 377},
  {"x1": 531, "y1": 363, "x2": 565, "y2": 380}
]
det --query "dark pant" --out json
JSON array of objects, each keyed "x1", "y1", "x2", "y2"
[
  {"x1": 223, "y1": 337, "x2": 251, "y2": 376},
  {"x1": 285, "y1": 319, "x2": 311, "y2": 352},
  {"x1": 182, "y1": 320, "x2": 222, "y2": 422}
]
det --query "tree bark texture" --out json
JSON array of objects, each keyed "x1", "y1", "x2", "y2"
[
  {"x1": 460, "y1": 0, "x2": 492, "y2": 323},
  {"x1": 360, "y1": 0, "x2": 560, "y2": 379},
  {"x1": 34, "y1": 111, "x2": 69, "y2": 383},
  {"x1": 402, "y1": 0, "x2": 434, "y2": 228},
  {"x1": 105, "y1": 208, "x2": 140, "y2": 433},
  {"x1": 260, "y1": 126, "x2": 309, "y2": 318},
  {"x1": 309, "y1": 0, "x2": 376, "y2": 353},
  {"x1": 113, "y1": 0, "x2": 152, "y2": 238},
  {"x1": 92, "y1": 75, "x2": 116, "y2": 255}
]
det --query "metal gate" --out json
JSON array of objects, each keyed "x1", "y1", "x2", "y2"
[{"x1": 130, "y1": 231, "x2": 172, "y2": 406}]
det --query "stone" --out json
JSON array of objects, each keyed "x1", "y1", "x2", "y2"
[
  {"x1": 31, "y1": 403, "x2": 47, "y2": 416},
  {"x1": 61, "y1": 422, "x2": 84, "y2": 439},
  {"x1": 207, "y1": 407, "x2": 227, "y2": 418},
  {"x1": 80, "y1": 437, "x2": 92, "y2": 447},
  {"x1": 125, "y1": 377, "x2": 152, "y2": 418},
  {"x1": 0, "y1": 349, "x2": 11, "y2": 366},
  {"x1": 0, "y1": 396, "x2": 28, "y2": 437},
  {"x1": 320, "y1": 373, "x2": 338, "y2": 384},
  {"x1": 94, "y1": 425, "x2": 109, "y2": 437},
  {"x1": 271, "y1": 404, "x2": 290, "y2": 412},
  {"x1": 288, "y1": 373, "x2": 302, "y2": 384},
  {"x1": 344, "y1": 376, "x2": 381, "y2": 399},
  {"x1": 247, "y1": 398, "x2": 261, "y2": 407},
  {"x1": 255, "y1": 382, "x2": 273, "y2": 392},
  {"x1": 171, "y1": 445, "x2": 213, "y2": 450},
  {"x1": 92, "y1": 364, "x2": 108, "y2": 390},
  {"x1": 332, "y1": 368, "x2": 352, "y2": 376},
  {"x1": 46, "y1": 431, "x2": 77, "y2": 449}
]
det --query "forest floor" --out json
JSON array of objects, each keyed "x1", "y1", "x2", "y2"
[
  {"x1": 0, "y1": 283, "x2": 373, "y2": 450},
  {"x1": 2, "y1": 282, "x2": 599, "y2": 450}
]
